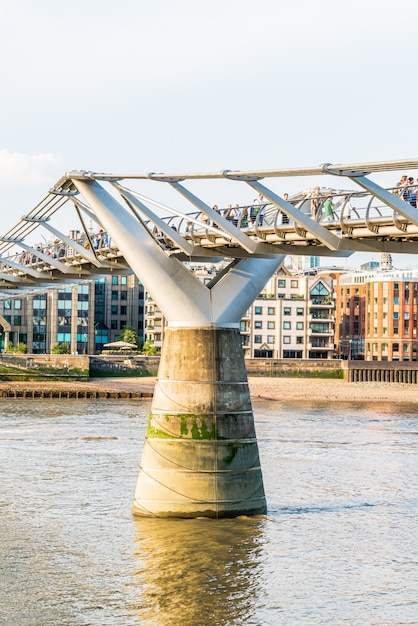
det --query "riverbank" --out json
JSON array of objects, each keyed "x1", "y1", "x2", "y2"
[{"x1": 1, "y1": 376, "x2": 418, "y2": 403}]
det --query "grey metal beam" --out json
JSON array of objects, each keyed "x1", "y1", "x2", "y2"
[
  {"x1": 2, "y1": 240, "x2": 75, "y2": 274},
  {"x1": 0, "y1": 256, "x2": 46, "y2": 279},
  {"x1": 116, "y1": 186, "x2": 195, "y2": 256},
  {"x1": 65, "y1": 158, "x2": 418, "y2": 183},
  {"x1": 169, "y1": 181, "x2": 259, "y2": 253},
  {"x1": 21, "y1": 218, "x2": 102, "y2": 267},
  {"x1": 71, "y1": 178, "x2": 212, "y2": 326},
  {"x1": 71, "y1": 197, "x2": 106, "y2": 231},
  {"x1": 0, "y1": 272, "x2": 25, "y2": 284},
  {"x1": 244, "y1": 180, "x2": 342, "y2": 250},
  {"x1": 347, "y1": 175, "x2": 418, "y2": 226},
  {"x1": 115, "y1": 185, "x2": 233, "y2": 243}
]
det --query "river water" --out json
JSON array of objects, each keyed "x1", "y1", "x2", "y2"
[{"x1": 1, "y1": 399, "x2": 417, "y2": 625}]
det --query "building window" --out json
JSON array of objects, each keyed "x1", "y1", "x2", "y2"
[
  {"x1": 14, "y1": 300, "x2": 22, "y2": 310},
  {"x1": 283, "y1": 321, "x2": 291, "y2": 330},
  {"x1": 121, "y1": 276, "x2": 127, "y2": 285},
  {"x1": 255, "y1": 321, "x2": 262, "y2": 329},
  {"x1": 255, "y1": 306, "x2": 262, "y2": 315},
  {"x1": 278, "y1": 279, "x2": 285, "y2": 287},
  {"x1": 296, "y1": 308, "x2": 304, "y2": 316},
  {"x1": 296, "y1": 322, "x2": 304, "y2": 330},
  {"x1": 57, "y1": 332, "x2": 71, "y2": 343},
  {"x1": 120, "y1": 291, "x2": 127, "y2": 300},
  {"x1": 267, "y1": 335, "x2": 275, "y2": 344},
  {"x1": 296, "y1": 336, "x2": 304, "y2": 344},
  {"x1": 267, "y1": 307, "x2": 275, "y2": 315},
  {"x1": 4, "y1": 300, "x2": 11, "y2": 309},
  {"x1": 267, "y1": 321, "x2": 275, "y2": 329},
  {"x1": 254, "y1": 335, "x2": 262, "y2": 343},
  {"x1": 283, "y1": 350, "x2": 302, "y2": 359},
  {"x1": 120, "y1": 306, "x2": 127, "y2": 315},
  {"x1": 33, "y1": 298, "x2": 46, "y2": 309},
  {"x1": 111, "y1": 305, "x2": 118, "y2": 315},
  {"x1": 283, "y1": 336, "x2": 291, "y2": 344},
  {"x1": 14, "y1": 316, "x2": 21, "y2": 326},
  {"x1": 310, "y1": 281, "x2": 330, "y2": 298},
  {"x1": 291, "y1": 280, "x2": 298, "y2": 288},
  {"x1": 112, "y1": 276, "x2": 119, "y2": 285},
  {"x1": 111, "y1": 291, "x2": 118, "y2": 300},
  {"x1": 283, "y1": 307, "x2": 291, "y2": 315}
]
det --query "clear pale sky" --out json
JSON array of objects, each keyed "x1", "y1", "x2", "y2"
[{"x1": 1, "y1": 0, "x2": 418, "y2": 269}]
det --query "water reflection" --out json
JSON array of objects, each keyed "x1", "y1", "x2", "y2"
[{"x1": 129, "y1": 516, "x2": 267, "y2": 625}]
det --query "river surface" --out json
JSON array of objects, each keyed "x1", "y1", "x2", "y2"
[{"x1": 1, "y1": 398, "x2": 418, "y2": 625}]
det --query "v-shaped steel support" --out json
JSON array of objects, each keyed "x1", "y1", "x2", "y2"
[{"x1": 71, "y1": 179, "x2": 284, "y2": 327}]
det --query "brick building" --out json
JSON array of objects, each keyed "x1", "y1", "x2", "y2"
[{"x1": 335, "y1": 267, "x2": 418, "y2": 361}]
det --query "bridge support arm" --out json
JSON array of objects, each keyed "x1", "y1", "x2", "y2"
[
  {"x1": 348, "y1": 175, "x2": 418, "y2": 225},
  {"x1": 210, "y1": 256, "x2": 285, "y2": 324},
  {"x1": 245, "y1": 180, "x2": 342, "y2": 250},
  {"x1": 72, "y1": 178, "x2": 212, "y2": 326}
]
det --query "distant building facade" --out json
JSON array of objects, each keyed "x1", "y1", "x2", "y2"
[
  {"x1": 0, "y1": 274, "x2": 144, "y2": 354},
  {"x1": 144, "y1": 268, "x2": 336, "y2": 359},
  {"x1": 335, "y1": 267, "x2": 418, "y2": 361}
]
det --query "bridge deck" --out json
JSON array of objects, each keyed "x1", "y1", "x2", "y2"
[{"x1": 1, "y1": 159, "x2": 418, "y2": 294}]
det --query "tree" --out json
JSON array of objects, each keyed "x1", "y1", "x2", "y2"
[
  {"x1": 117, "y1": 325, "x2": 139, "y2": 347},
  {"x1": 142, "y1": 339, "x2": 157, "y2": 356},
  {"x1": 51, "y1": 342, "x2": 70, "y2": 354},
  {"x1": 3, "y1": 341, "x2": 27, "y2": 354}
]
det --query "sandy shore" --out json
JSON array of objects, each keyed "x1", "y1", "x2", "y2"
[{"x1": 1, "y1": 376, "x2": 418, "y2": 404}]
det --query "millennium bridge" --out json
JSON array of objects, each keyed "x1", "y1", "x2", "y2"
[{"x1": 2, "y1": 158, "x2": 418, "y2": 518}]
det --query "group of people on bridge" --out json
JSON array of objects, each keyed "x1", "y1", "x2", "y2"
[
  {"x1": 393, "y1": 175, "x2": 418, "y2": 207},
  {"x1": 9, "y1": 229, "x2": 111, "y2": 270}
]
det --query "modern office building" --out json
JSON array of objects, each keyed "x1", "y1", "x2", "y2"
[{"x1": 0, "y1": 274, "x2": 144, "y2": 354}]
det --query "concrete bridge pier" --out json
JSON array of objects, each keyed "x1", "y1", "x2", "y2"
[
  {"x1": 71, "y1": 177, "x2": 284, "y2": 518},
  {"x1": 133, "y1": 325, "x2": 265, "y2": 518}
]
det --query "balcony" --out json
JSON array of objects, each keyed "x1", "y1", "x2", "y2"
[
  {"x1": 309, "y1": 313, "x2": 334, "y2": 321},
  {"x1": 309, "y1": 325, "x2": 334, "y2": 336},
  {"x1": 310, "y1": 340, "x2": 334, "y2": 349},
  {"x1": 309, "y1": 298, "x2": 333, "y2": 308}
]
